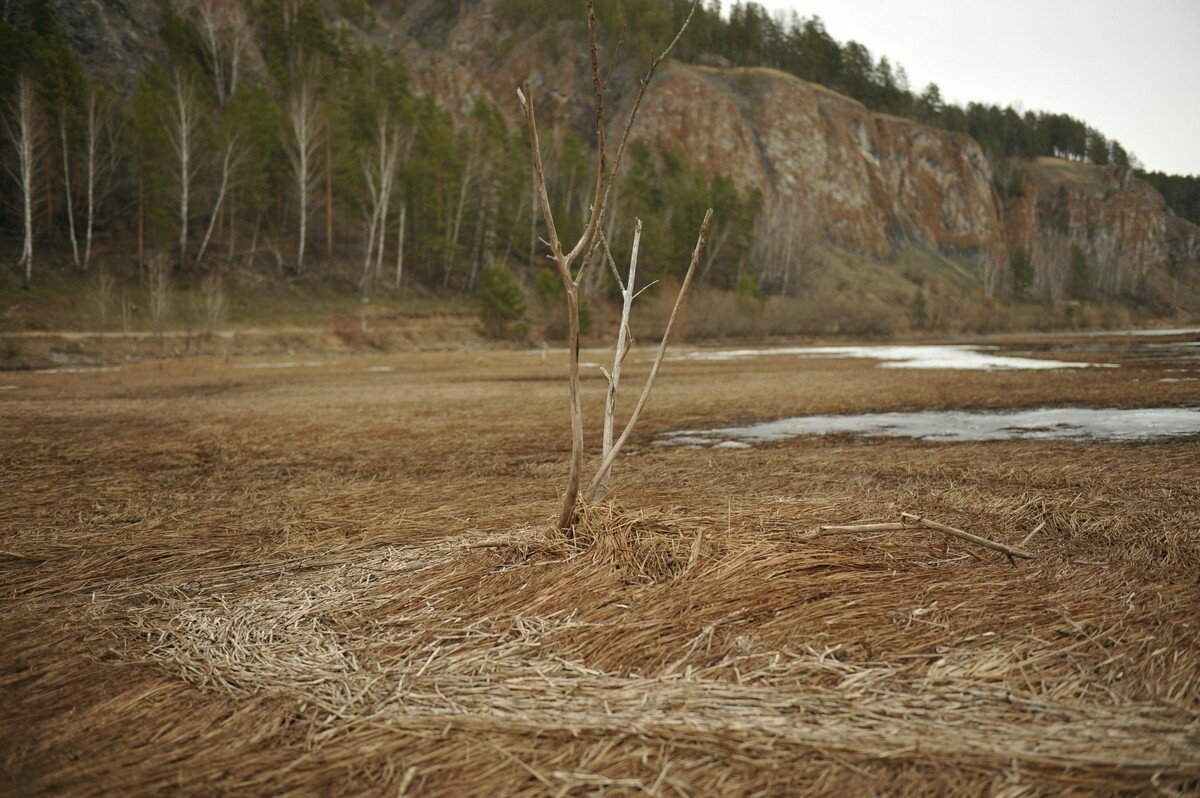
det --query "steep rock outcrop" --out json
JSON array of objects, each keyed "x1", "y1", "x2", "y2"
[
  {"x1": 633, "y1": 64, "x2": 1006, "y2": 265},
  {"x1": 1007, "y1": 159, "x2": 1200, "y2": 288}
]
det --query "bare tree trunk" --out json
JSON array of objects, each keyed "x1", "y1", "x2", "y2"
[
  {"x1": 529, "y1": 166, "x2": 537, "y2": 270},
  {"x1": 285, "y1": 82, "x2": 321, "y2": 273},
  {"x1": 148, "y1": 255, "x2": 171, "y2": 347},
  {"x1": 137, "y1": 173, "x2": 145, "y2": 268},
  {"x1": 596, "y1": 219, "x2": 642, "y2": 499},
  {"x1": 514, "y1": 0, "x2": 700, "y2": 530},
  {"x1": 325, "y1": 135, "x2": 333, "y2": 271},
  {"x1": 82, "y1": 89, "x2": 116, "y2": 272},
  {"x1": 585, "y1": 211, "x2": 710, "y2": 503},
  {"x1": 167, "y1": 75, "x2": 201, "y2": 266},
  {"x1": 228, "y1": 191, "x2": 238, "y2": 260},
  {"x1": 3, "y1": 75, "x2": 38, "y2": 287},
  {"x1": 394, "y1": 202, "x2": 407, "y2": 289},
  {"x1": 59, "y1": 111, "x2": 81, "y2": 269},
  {"x1": 443, "y1": 154, "x2": 474, "y2": 289},
  {"x1": 196, "y1": 137, "x2": 241, "y2": 267}
]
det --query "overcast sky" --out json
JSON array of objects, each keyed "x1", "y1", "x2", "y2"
[{"x1": 755, "y1": 0, "x2": 1200, "y2": 175}]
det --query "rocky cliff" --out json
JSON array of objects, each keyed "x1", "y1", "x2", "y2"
[{"x1": 384, "y1": 0, "x2": 1198, "y2": 293}]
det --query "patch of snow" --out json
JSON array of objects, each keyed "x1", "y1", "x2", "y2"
[
  {"x1": 232, "y1": 361, "x2": 327, "y2": 370},
  {"x1": 34, "y1": 366, "x2": 120, "y2": 374},
  {"x1": 656, "y1": 407, "x2": 1200, "y2": 447},
  {"x1": 674, "y1": 345, "x2": 1109, "y2": 370},
  {"x1": 0, "y1": 385, "x2": 19, "y2": 390}
]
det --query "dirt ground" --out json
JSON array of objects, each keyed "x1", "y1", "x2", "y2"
[{"x1": 1, "y1": 337, "x2": 1198, "y2": 795}]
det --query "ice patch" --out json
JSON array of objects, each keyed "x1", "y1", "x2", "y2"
[
  {"x1": 232, "y1": 361, "x2": 327, "y2": 369},
  {"x1": 657, "y1": 407, "x2": 1200, "y2": 447},
  {"x1": 34, "y1": 366, "x2": 120, "y2": 374},
  {"x1": 675, "y1": 345, "x2": 1108, "y2": 370}
]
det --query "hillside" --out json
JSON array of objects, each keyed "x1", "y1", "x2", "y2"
[
  {"x1": 381, "y1": 0, "x2": 1200, "y2": 300},
  {"x1": 2, "y1": 0, "x2": 1197, "y2": 340}
]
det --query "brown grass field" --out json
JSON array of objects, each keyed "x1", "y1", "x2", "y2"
[{"x1": 2, "y1": 337, "x2": 1198, "y2": 795}]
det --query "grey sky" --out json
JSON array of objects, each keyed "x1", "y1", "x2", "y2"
[{"x1": 756, "y1": 0, "x2": 1200, "y2": 175}]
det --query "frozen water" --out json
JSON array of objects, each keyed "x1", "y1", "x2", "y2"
[
  {"x1": 674, "y1": 345, "x2": 1107, "y2": 370},
  {"x1": 657, "y1": 407, "x2": 1200, "y2": 447},
  {"x1": 34, "y1": 366, "x2": 120, "y2": 374},
  {"x1": 232, "y1": 361, "x2": 327, "y2": 369}
]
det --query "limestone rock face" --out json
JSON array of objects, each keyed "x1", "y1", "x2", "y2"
[
  {"x1": 1007, "y1": 159, "x2": 1200, "y2": 282},
  {"x1": 632, "y1": 64, "x2": 1007, "y2": 266}
]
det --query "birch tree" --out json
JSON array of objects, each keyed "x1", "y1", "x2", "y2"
[
  {"x1": 3, "y1": 75, "x2": 39, "y2": 288},
  {"x1": 166, "y1": 75, "x2": 202, "y2": 265},
  {"x1": 192, "y1": 0, "x2": 250, "y2": 106},
  {"x1": 82, "y1": 87, "x2": 120, "y2": 272},
  {"x1": 195, "y1": 132, "x2": 244, "y2": 266},
  {"x1": 518, "y1": 0, "x2": 710, "y2": 530},
  {"x1": 58, "y1": 109, "x2": 81, "y2": 268},
  {"x1": 284, "y1": 81, "x2": 321, "y2": 273}
]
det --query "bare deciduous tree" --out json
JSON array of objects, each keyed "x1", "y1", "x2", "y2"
[
  {"x1": 82, "y1": 88, "x2": 120, "y2": 272},
  {"x1": 195, "y1": 133, "x2": 245, "y2": 266},
  {"x1": 3, "y1": 75, "x2": 40, "y2": 287},
  {"x1": 58, "y1": 109, "x2": 81, "y2": 269},
  {"x1": 518, "y1": 0, "x2": 710, "y2": 530},
  {"x1": 394, "y1": 201, "x2": 408, "y2": 289},
  {"x1": 95, "y1": 265, "x2": 114, "y2": 333},
  {"x1": 166, "y1": 75, "x2": 202, "y2": 265},
  {"x1": 359, "y1": 113, "x2": 412, "y2": 329},
  {"x1": 284, "y1": 82, "x2": 321, "y2": 273},
  {"x1": 191, "y1": 0, "x2": 250, "y2": 105},
  {"x1": 148, "y1": 255, "x2": 172, "y2": 346},
  {"x1": 753, "y1": 194, "x2": 819, "y2": 295},
  {"x1": 199, "y1": 270, "x2": 227, "y2": 332}
]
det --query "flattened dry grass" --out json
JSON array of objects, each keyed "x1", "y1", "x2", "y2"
[{"x1": 1, "y1": 347, "x2": 1198, "y2": 795}]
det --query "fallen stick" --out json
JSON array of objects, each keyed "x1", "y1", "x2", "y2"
[
  {"x1": 820, "y1": 522, "x2": 908, "y2": 534},
  {"x1": 1019, "y1": 520, "x2": 1047, "y2": 547},
  {"x1": 900, "y1": 512, "x2": 1035, "y2": 560}
]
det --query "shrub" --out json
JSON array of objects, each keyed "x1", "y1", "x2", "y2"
[
  {"x1": 735, "y1": 273, "x2": 764, "y2": 314},
  {"x1": 478, "y1": 262, "x2": 528, "y2": 340}
]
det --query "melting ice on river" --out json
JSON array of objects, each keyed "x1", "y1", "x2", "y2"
[
  {"x1": 674, "y1": 345, "x2": 1109, "y2": 370},
  {"x1": 657, "y1": 407, "x2": 1200, "y2": 446}
]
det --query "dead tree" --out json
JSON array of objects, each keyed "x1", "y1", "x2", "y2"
[
  {"x1": 3, "y1": 75, "x2": 39, "y2": 287},
  {"x1": 518, "y1": 0, "x2": 709, "y2": 530}
]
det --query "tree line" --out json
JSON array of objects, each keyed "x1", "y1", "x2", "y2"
[
  {"x1": 0, "y1": 0, "x2": 759, "y2": 301},
  {"x1": 1, "y1": 0, "x2": 1193, "y2": 317}
]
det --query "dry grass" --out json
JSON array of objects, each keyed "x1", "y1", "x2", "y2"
[{"x1": 1, "y1": 343, "x2": 1198, "y2": 795}]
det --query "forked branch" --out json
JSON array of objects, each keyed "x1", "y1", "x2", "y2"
[
  {"x1": 584, "y1": 209, "x2": 712, "y2": 503},
  {"x1": 518, "y1": 0, "x2": 702, "y2": 530}
]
